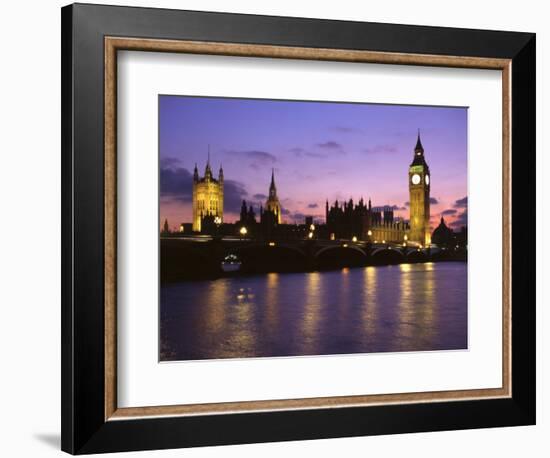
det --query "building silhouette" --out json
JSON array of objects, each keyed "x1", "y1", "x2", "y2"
[
  {"x1": 408, "y1": 131, "x2": 431, "y2": 246},
  {"x1": 192, "y1": 151, "x2": 224, "y2": 232},
  {"x1": 431, "y1": 217, "x2": 454, "y2": 247},
  {"x1": 239, "y1": 200, "x2": 257, "y2": 227},
  {"x1": 324, "y1": 133, "x2": 431, "y2": 244},
  {"x1": 187, "y1": 133, "x2": 436, "y2": 244},
  {"x1": 325, "y1": 198, "x2": 409, "y2": 243}
]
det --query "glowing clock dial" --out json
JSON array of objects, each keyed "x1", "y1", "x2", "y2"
[{"x1": 411, "y1": 173, "x2": 421, "y2": 185}]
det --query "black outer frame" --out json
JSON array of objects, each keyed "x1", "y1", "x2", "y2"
[{"x1": 61, "y1": 3, "x2": 535, "y2": 454}]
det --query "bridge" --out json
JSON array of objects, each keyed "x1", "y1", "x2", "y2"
[{"x1": 160, "y1": 235, "x2": 466, "y2": 282}]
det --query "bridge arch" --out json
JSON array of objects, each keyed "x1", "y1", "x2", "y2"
[
  {"x1": 230, "y1": 243, "x2": 308, "y2": 273},
  {"x1": 406, "y1": 249, "x2": 429, "y2": 263},
  {"x1": 370, "y1": 247, "x2": 405, "y2": 265},
  {"x1": 315, "y1": 245, "x2": 367, "y2": 269}
]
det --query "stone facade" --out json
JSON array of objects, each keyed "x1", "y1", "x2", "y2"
[{"x1": 192, "y1": 158, "x2": 224, "y2": 232}]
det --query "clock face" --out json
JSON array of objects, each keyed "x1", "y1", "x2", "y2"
[
  {"x1": 425, "y1": 174, "x2": 430, "y2": 185},
  {"x1": 411, "y1": 173, "x2": 421, "y2": 185}
]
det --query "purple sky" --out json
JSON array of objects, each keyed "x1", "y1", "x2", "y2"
[{"x1": 160, "y1": 95, "x2": 468, "y2": 231}]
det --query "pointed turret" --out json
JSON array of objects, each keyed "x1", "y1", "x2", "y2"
[
  {"x1": 193, "y1": 163, "x2": 199, "y2": 182},
  {"x1": 269, "y1": 168, "x2": 276, "y2": 196},
  {"x1": 265, "y1": 168, "x2": 282, "y2": 224},
  {"x1": 218, "y1": 163, "x2": 224, "y2": 182},
  {"x1": 410, "y1": 130, "x2": 428, "y2": 167},
  {"x1": 240, "y1": 200, "x2": 248, "y2": 223},
  {"x1": 415, "y1": 129, "x2": 424, "y2": 153},
  {"x1": 204, "y1": 145, "x2": 213, "y2": 180}
]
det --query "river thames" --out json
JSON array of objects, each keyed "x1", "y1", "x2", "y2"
[{"x1": 160, "y1": 262, "x2": 467, "y2": 361}]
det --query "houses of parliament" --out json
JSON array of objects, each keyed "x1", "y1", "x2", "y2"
[{"x1": 187, "y1": 133, "x2": 432, "y2": 246}]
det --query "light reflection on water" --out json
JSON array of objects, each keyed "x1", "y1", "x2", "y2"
[{"x1": 160, "y1": 262, "x2": 467, "y2": 361}]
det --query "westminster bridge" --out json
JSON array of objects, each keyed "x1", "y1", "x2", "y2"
[{"x1": 161, "y1": 235, "x2": 466, "y2": 282}]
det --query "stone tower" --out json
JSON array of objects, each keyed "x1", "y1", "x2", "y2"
[
  {"x1": 408, "y1": 131, "x2": 431, "y2": 246},
  {"x1": 265, "y1": 169, "x2": 282, "y2": 224},
  {"x1": 192, "y1": 150, "x2": 224, "y2": 232}
]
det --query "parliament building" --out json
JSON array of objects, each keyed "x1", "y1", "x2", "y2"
[
  {"x1": 325, "y1": 132, "x2": 431, "y2": 246},
  {"x1": 192, "y1": 157, "x2": 224, "y2": 232},
  {"x1": 189, "y1": 133, "x2": 431, "y2": 245}
]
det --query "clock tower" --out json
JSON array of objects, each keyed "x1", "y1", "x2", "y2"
[{"x1": 408, "y1": 132, "x2": 431, "y2": 246}]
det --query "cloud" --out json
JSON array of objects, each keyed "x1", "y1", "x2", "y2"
[
  {"x1": 160, "y1": 165, "x2": 193, "y2": 202},
  {"x1": 243, "y1": 150, "x2": 276, "y2": 162},
  {"x1": 307, "y1": 203, "x2": 319, "y2": 209},
  {"x1": 441, "y1": 209, "x2": 458, "y2": 216},
  {"x1": 316, "y1": 141, "x2": 342, "y2": 149},
  {"x1": 305, "y1": 152, "x2": 328, "y2": 159},
  {"x1": 289, "y1": 147, "x2": 305, "y2": 156},
  {"x1": 454, "y1": 196, "x2": 468, "y2": 208},
  {"x1": 289, "y1": 147, "x2": 329, "y2": 159},
  {"x1": 404, "y1": 201, "x2": 410, "y2": 207},
  {"x1": 451, "y1": 210, "x2": 468, "y2": 229},
  {"x1": 281, "y1": 208, "x2": 291, "y2": 215},
  {"x1": 228, "y1": 149, "x2": 276, "y2": 169},
  {"x1": 253, "y1": 193, "x2": 267, "y2": 200},
  {"x1": 223, "y1": 180, "x2": 249, "y2": 214},
  {"x1": 160, "y1": 156, "x2": 181, "y2": 169},
  {"x1": 331, "y1": 126, "x2": 363, "y2": 134},
  {"x1": 363, "y1": 144, "x2": 398, "y2": 154}
]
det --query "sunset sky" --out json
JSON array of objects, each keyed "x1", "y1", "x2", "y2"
[{"x1": 159, "y1": 95, "x2": 468, "y2": 231}]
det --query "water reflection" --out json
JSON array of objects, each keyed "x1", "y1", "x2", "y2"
[
  {"x1": 300, "y1": 272, "x2": 322, "y2": 354},
  {"x1": 160, "y1": 262, "x2": 467, "y2": 361}
]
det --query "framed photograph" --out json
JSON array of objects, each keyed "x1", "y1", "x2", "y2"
[{"x1": 61, "y1": 3, "x2": 536, "y2": 454}]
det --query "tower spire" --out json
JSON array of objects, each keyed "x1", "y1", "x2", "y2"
[
  {"x1": 204, "y1": 145, "x2": 212, "y2": 179},
  {"x1": 269, "y1": 168, "x2": 277, "y2": 195},
  {"x1": 415, "y1": 129, "x2": 424, "y2": 153}
]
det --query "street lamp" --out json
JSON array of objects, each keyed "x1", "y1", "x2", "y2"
[
  {"x1": 308, "y1": 231, "x2": 314, "y2": 239},
  {"x1": 239, "y1": 226, "x2": 247, "y2": 238},
  {"x1": 214, "y1": 216, "x2": 222, "y2": 238},
  {"x1": 309, "y1": 223, "x2": 315, "y2": 232},
  {"x1": 352, "y1": 236, "x2": 358, "y2": 243},
  {"x1": 404, "y1": 234, "x2": 408, "y2": 242}
]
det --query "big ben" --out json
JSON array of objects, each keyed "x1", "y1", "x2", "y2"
[{"x1": 408, "y1": 132, "x2": 431, "y2": 246}]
